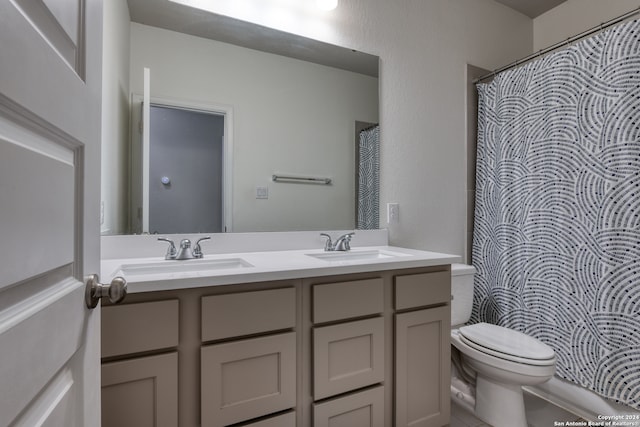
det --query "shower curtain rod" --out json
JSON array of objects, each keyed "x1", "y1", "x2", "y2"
[{"x1": 473, "y1": 6, "x2": 640, "y2": 84}]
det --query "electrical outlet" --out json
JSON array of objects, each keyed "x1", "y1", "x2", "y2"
[{"x1": 387, "y1": 203, "x2": 399, "y2": 224}]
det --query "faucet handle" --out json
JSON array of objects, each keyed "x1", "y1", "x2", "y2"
[
  {"x1": 344, "y1": 235, "x2": 353, "y2": 251},
  {"x1": 193, "y1": 236, "x2": 211, "y2": 258},
  {"x1": 320, "y1": 233, "x2": 333, "y2": 251},
  {"x1": 336, "y1": 232, "x2": 355, "y2": 251},
  {"x1": 157, "y1": 237, "x2": 177, "y2": 259}
]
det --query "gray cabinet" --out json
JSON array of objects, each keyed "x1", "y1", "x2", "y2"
[
  {"x1": 102, "y1": 352, "x2": 178, "y2": 427},
  {"x1": 313, "y1": 317, "x2": 385, "y2": 400},
  {"x1": 201, "y1": 332, "x2": 297, "y2": 426},
  {"x1": 200, "y1": 287, "x2": 297, "y2": 426},
  {"x1": 313, "y1": 386, "x2": 385, "y2": 427},
  {"x1": 312, "y1": 277, "x2": 386, "y2": 402},
  {"x1": 100, "y1": 265, "x2": 451, "y2": 427},
  {"x1": 101, "y1": 300, "x2": 180, "y2": 427},
  {"x1": 201, "y1": 287, "x2": 296, "y2": 341},
  {"x1": 101, "y1": 299, "x2": 179, "y2": 358},
  {"x1": 100, "y1": 284, "x2": 297, "y2": 427},
  {"x1": 312, "y1": 278, "x2": 384, "y2": 323},
  {"x1": 394, "y1": 272, "x2": 451, "y2": 427}
]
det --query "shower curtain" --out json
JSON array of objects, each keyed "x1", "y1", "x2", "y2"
[
  {"x1": 357, "y1": 125, "x2": 380, "y2": 229},
  {"x1": 472, "y1": 18, "x2": 640, "y2": 409}
]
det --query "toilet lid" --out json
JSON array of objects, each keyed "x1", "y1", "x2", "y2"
[{"x1": 459, "y1": 323, "x2": 555, "y2": 363}]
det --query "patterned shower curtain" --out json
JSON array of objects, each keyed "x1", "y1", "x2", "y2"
[
  {"x1": 471, "y1": 19, "x2": 640, "y2": 409},
  {"x1": 357, "y1": 125, "x2": 380, "y2": 229}
]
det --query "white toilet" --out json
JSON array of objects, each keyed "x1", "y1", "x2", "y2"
[{"x1": 450, "y1": 264, "x2": 556, "y2": 427}]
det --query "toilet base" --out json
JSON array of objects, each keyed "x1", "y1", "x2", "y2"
[{"x1": 475, "y1": 375, "x2": 527, "y2": 427}]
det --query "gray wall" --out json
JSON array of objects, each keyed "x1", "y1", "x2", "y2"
[{"x1": 101, "y1": 0, "x2": 130, "y2": 235}]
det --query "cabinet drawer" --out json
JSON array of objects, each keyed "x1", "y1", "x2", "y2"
[
  {"x1": 313, "y1": 278, "x2": 383, "y2": 323},
  {"x1": 313, "y1": 317, "x2": 385, "y2": 400},
  {"x1": 102, "y1": 299, "x2": 179, "y2": 358},
  {"x1": 395, "y1": 270, "x2": 450, "y2": 310},
  {"x1": 201, "y1": 332, "x2": 296, "y2": 427},
  {"x1": 242, "y1": 412, "x2": 296, "y2": 427},
  {"x1": 201, "y1": 287, "x2": 295, "y2": 342},
  {"x1": 313, "y1": 386, "x2": 384, "y2": 427},
  {"x1": 102, "y1": 352, "x2": 178, "y2": 427}
]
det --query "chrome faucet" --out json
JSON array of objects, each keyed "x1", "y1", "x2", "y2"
[
  {"x1": 158, "y1": 236, "x2": 210, "y2": 260},
  {"x1": 320, "y1": 232, "x2": 355, "y2": 251}
]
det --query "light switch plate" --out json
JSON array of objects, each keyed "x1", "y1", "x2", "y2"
[{"x1": 256, "y1": 186, "x2": 269, "y2": 199}]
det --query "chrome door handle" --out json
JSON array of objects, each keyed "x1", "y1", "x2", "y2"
[{"x1": 85, "y1": 274, "x2": 127, "y2": 309}]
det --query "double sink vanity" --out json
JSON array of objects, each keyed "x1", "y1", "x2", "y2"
[{"x1": 99, "y1": 231, "x2": 459, "y2": 427}]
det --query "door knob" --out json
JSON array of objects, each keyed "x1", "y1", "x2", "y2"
[{"x1": 85, "y1": 274, "x2": 127, "y2": 309}]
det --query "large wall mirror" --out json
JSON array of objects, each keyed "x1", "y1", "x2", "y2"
[{"x1": 102, "y1": 0, "x2": 379, "y2": 235}]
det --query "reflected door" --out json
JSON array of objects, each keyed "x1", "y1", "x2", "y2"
[{"x1": 149, "y1": 105, "x2": 225, "y2": 234}]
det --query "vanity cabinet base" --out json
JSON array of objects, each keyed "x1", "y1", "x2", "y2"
[{"x1": 100, "y1": 266, "x2": 451, "y2": 427}]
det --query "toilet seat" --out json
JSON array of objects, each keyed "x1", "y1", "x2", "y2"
[{"x1": 458, "y1": 323, "x2": 555, "y2": 366}]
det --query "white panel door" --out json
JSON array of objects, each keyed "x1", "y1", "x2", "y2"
[{"x1": 0, "y1": 0, "x2": 103, "y2": 426}]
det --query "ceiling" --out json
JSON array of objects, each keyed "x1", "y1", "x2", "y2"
[
  {"x1": 126, "y1": 0, "x2": 379, "y2": 77},
  {"x1": 493, "y1": 0, "x2": 567, "y2": 18},
  {"x1": 126, "y1": 0, "x2": 568, "y2": 77}
]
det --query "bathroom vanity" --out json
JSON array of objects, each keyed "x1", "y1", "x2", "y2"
[{"x1": 99, "y1": 237, "x2": 457, "y2": 427}]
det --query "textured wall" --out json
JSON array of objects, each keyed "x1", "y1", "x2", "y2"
[{"x1": 313, "y1": 0, "x2": 532, "y2": 255}]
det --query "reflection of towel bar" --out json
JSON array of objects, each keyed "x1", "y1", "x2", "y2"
[{"x1": 272, "y1": 174, "x2": 332, "y2": 185}]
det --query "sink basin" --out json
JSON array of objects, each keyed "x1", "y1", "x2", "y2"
[
  {"x1": 115, "y1": 258, "x2": 253, "y2": 277},
  {"x1": 306, "y1": 249, "x2": 410, "y2": 262}
]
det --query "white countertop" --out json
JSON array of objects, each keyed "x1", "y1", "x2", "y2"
[{"x1": 101, "y1": 246, "x2": 460, "y2": 293}]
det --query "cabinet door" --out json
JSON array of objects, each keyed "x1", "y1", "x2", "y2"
[
  {"x1": 314, "y1": 317, "x2": 384, "y2": 400},
  {"x1": 201, "y1": 332, "x2": 296, "y2": 427},
  {"x1": 395, "y1": 307, "x2": 450, "y2": 427},
  {"x1": 313, "y1": 386, "x2": 384, "y2": 427},
  {"x1": 102, "y1": 352, "x2": 178, "y2": 427}
]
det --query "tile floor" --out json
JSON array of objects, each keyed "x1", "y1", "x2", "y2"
[{"x1": 450, "y1": 392, "x2": 585, "y2": 427}]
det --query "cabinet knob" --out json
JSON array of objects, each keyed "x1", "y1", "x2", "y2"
[{"x1": 85, "y1": 274, "x2": 127, "y2": 309}]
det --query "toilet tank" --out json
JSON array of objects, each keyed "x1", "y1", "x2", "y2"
[{"x1": 451, "y1": 264, "x2": 476, "y2": 327}]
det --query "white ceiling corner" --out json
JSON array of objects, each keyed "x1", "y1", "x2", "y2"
[{"x1": 492, "y1": 0, "x2": 568, "y2": 18}]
